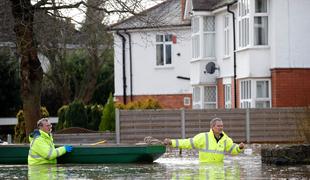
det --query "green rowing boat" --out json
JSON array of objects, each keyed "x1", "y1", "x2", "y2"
[{"x1": 0, "y1": 144, "x2": 166, "y2": 164}]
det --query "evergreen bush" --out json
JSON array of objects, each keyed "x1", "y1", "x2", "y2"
[
  {"x1": 65, "y1": 100, "x2": 88, "y2": 128},
  {"x1": 56, "y1": 105, "x2": 68, "y2": 130},
  {"x1": 86, "y1": 104, "x2": 103, "y2": 130},
  {"x1": 99, "y1": 93, "x2": 115, "y2": 131}
]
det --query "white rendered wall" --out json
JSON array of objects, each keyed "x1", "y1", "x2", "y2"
[
  {"x1": 113, "y1": 28, "x2": 192, "y2": 97},
  {"x1": 215, "y1": 11, "x2": 234, "y2": 79},
  {"x1": 270, "y1": 0, "x2": 310, "y2": 68}
]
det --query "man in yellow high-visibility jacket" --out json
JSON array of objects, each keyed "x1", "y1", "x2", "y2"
[
  {"x1": 28, "y1": 118, "x2": 73, "y2": 165},
  {"x1": 164, "y1": 117, "x2": 245, "y2": 163}
]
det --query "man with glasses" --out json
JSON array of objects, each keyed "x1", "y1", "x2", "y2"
[{"x1": 28, "y1": 118, "x2": 73, "y2": 165}]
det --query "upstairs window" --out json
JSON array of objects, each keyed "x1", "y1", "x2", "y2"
[
  {"x1": 191, "y1": 17, "x2": 200, "y2": 59},
  {"x1": 254, "y1": 0, "x2": 268, "y2": 45},
  {"x1": 156, "y1": 34, "x2": 172, "y2": 66},
  {"x1": 203, "y1": 16, "x2": 215, "y2": 58},
  {"x1": 238, "y1": 0, "x2": 250, "y2": 48},
  {"x1": 224, "y1": 15, "x2": 230, "y2": 57}
]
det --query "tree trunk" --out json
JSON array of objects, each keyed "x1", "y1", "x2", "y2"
[{"x1": 10, "y1": 0, "x2": 43, "y2": 136}]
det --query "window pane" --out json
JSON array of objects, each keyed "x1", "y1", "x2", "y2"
[
  {"x1": 193, "y1": 87, "x2": 201, "y2": 102},
  {"x1": 156, "y1": 44, "x2": 163, "y2": 65},
  {"x1": 165, "y1": 35, "x2": 172, "y2": 42},
  {"x1": 156, "y1": 35, "x2": 163, "y2": 42},
  {"x1": 165, "y1": 45, "x2": 171, "y2": 64},
  {"x1": 192, "y1": 17, "x2": 199, "y2": 33},
  {"x1": 203, "y1": 33, "x2": 215, "y2": 57},
  {"x1": 203, "y1": 16, "x2": 215, "y2": 31},
  {"x1": 204, "y1": 86, "x2": 216, "y2": 102},
  {"x1": 255, "y1": 0, "x2": 267, "y2": 13},
  {"x1": 256, "y1": 101, "x2": 270, "y2": 108},
  {"x1": 205, "y1": 104, "x2": 216, "y2": 109},
  {"x1": 254, "y1": 17, "x2": 268, "y2": 45},
  {"x1": 256, "y1": 81, "x2": 269, "y2": 98},
  {"x1": 192, "y1": 35, "x2": 200, "y2": 58}
]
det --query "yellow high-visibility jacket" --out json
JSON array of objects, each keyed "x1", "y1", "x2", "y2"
[
  {"x1": 28, "y1": 130, "x2": 66, "y2": 165},
  {"x1": 171, "y1": 129, "x2": 243, "y2": 163}
]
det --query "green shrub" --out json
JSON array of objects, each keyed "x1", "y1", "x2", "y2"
[
  {"x1": 14, "y1": 107, "x2": 49, "y2": 143},
  {"x1": 86, "y1": 104, "x2": 103, "y2": 130},
  {"x1": 65, "y1": 100, "x2": 88, "y2": 128},
  {"x1": 56, "y1": 105, "x2": 68, "y2": 130},
  {"x1": 99, "y1": 93, "x2": 115, "y2": 131},
  {"x1": 115, "y1": 97, "x2": 162, "y2": 110}
]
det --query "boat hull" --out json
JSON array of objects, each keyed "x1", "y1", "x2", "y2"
[{"x1": 0, "y1": 144, "x2": 166, "y2": 164}]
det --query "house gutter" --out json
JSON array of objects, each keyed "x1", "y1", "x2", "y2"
[
  {"x1": 227, "y1": 2, "x2": 237, "y2": 108},
  {"x1": 116, "y1": 31, "x2": 127, "y2": 104},
  {"x1": 124, "y1": 31, "x2": 133, "y2": 101}
]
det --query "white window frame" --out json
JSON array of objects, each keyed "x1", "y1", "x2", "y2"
[
  {"x1": 191, "y1": 17, "x2": 200, "y2": 59},
  {"x1": 240, "y1": 79, "x2": 271, "y2": 108},
  {"x1": 192, "y1": 85, "x2": 217, "y2": 109},
  {"x1": 237, "y1": 0, "x2": 250, "y2": 49},
  {"x1": 240, "y1": 80, "x2": 252, "y2": 108},
  {"x1": 203, "y1": 85, "x2": 217, "y2": 109},
  {"x1": 156, "y1": 34, "x2": 172, "y2": 66},
  {"x1": 224, "y1": 84, "x2": 232, "y2": 109},
  {"x1": 253, "y1": 0, "x2": 268, "y2": 46},
  {"x1": 203, "y1": 16, "x2": 215, "y2": 58},
  {"x1": 254, "y1": 79, "x2": 271, "y2": 108},
  {"x1": 192, "y1": 86, "x2": 202, "y2": 109},
  {"x1": 224, "y1": 15, "x2": 230, "y2": 57}
]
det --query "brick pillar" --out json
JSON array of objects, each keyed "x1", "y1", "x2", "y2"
[{"x1": 217, "y1": 78, "x2": 224, "y2": 108}]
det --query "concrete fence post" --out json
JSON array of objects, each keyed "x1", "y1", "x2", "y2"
[
  {"x1": 115, "y1": 108, "x2": 120, "y2": 144},
  {"x1": 246, "y1": 108, "x2": 250, "y2": 143},
  {"x1": 181, "y1": 109, "x2": 186, "y2": 139}
]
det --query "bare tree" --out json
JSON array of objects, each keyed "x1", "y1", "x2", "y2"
[{"x1": 8, "y1": 0, "x2": 154, "y2": 136}]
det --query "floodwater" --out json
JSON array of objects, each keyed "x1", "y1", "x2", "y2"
[{"x1": 0, "y1": 145, "x2": 309, "y2": 179}]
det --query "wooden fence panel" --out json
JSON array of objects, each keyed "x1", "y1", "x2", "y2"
[{"x1": 118, "y1": 108, "x2": 309, "y2": 144}]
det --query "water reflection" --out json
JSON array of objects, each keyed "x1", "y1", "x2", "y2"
[
  {"x1": 28, "y1": 164, "x2": 66, "y2": 180},
  {"x1": 0, "y1": 152, "x2": 309, "y2": 179}
]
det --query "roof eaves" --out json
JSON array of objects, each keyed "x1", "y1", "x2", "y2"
[{"x1": 109, "y1": 0, "x2": 172, "y2": 29}]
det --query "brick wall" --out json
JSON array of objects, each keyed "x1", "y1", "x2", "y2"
[
  {"x1": 115, "y1": 94, "x2": 192, "y2": 109},
  {"x1": 271, "y1": 68, "x2": 310, "y2": 107},
  {"x1": 217, "y1": 78, "x2": 224, "y2": 108}
]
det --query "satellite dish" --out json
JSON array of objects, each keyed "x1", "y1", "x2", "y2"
[{"x1": 205, "y1": 62, "x2": 217, "y2": 74}]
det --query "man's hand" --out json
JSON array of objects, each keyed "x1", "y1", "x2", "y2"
[
  {"x1": 239, "y1": 142, "x2": 245, "y2": 150},
  {"x1": 64, "y1": 145, "x2": 73, "y2": 153},
  {"x1": 163, "y1": 138, "x2": 172, "y2": 146}
]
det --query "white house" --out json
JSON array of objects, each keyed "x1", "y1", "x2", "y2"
[
  {"x1": 111, "y1": 0, "x2": 310, "y2": 109},
  {"x1": 110, "y1": 0, "x2": 193, "y2": 109}
]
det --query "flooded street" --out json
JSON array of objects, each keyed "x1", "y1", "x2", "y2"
[{"x1": 0, "y1": 145, "x2": 309, "y2": 179}]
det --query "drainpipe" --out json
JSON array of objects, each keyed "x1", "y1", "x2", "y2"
[
  {"x1": 116, "y1": 31, "x2": 127, "y2": 104},
  {"x1": 124, "y1": 31, "x2": 133, "y2": 102},
  {"x1": 227, "y1": 2, "x2": 237, "y2": 108}
]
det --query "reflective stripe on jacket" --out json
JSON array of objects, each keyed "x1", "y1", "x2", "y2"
[
  {"x1": 171, "y1": 129, "x2": 243, "y2": 163},
  {"x1": 28, "y1": 130, "x2": 66, "y2": 165}
]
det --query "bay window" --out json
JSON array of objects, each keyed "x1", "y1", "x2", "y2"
[
  {"x1": 191, "y1": 17, "x2": 200, "y2": 59},
  {"x1": 240, "y1": 79, "x2": 271, "y2": 108},
  {"x1": 203, "y1": 16, "x2": 215, "y2": 58}
]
